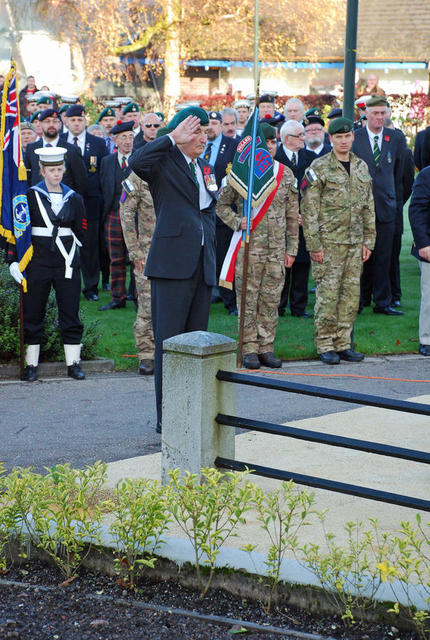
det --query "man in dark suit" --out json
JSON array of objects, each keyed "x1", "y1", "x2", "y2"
[
  {"x1": 99, "y1": 121, "x2": 133, "y2": 310},
  {"x1": 25, "y1": 109, "x2": 87, "y2": 196},
  {"x1": 414, "y1": 127, "x2": 429, "y2": 171},
  {"x1": 352, "y1": 95, "x2": 409, "y2": 315},
  {"x1": 129, "y1": 107, "x2": 217, "y2": 433},
  {"x1": 276, "y1": 119, "x2": 317, "y2": 318},
  {"x1": 201, "y1": 111, "x2": 238, "y2": 314},
  {"x1": 60, "y1": 104, "x2": 109, "y2": 301},
  {"x1": 408, "y1": 166, "x2": 430, "y2": 356},
  {"x1": 420, "y1": 126, "x2": 430, "y2": 171}
]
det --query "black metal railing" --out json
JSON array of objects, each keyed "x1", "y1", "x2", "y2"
[{"x1": 214, "y1": 371, "x2": 430, "y2": 512}]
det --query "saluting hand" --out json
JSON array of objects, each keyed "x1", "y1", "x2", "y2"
[{"x1": 171, "y1": 116, "x2": 202, "y2": 144}]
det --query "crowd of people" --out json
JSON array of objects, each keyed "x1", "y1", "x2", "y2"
[{"x1": 5, "y1": 73, "x2": 430, "y2": 432}]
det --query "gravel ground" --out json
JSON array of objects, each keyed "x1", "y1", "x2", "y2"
[{"x1": 0, "y1": 562, "x2": 419, "y2": 640}]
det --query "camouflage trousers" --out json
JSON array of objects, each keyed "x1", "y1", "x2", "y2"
[
  {"x1": 312, "y1": 243, "x2": 362, "y2": 354},
  {"x1": 235, "y1": 248, "x2": 284, "y2": 356},
  {"x1": 134, "y1": 267, "x2": 154, "y2": 360}
]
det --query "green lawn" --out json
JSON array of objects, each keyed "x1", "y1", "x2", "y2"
[{"x1": 82, "y1": 215, "x2": 421, "y2": 370}]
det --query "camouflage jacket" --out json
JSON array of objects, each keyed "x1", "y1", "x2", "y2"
[
  {"x1": 216, "y1": 162, "x2": 299, "y2": 258},
  {"x1": 300, "y1": 151, "x2": 376, "y2": 253},
  {"x1": 119, "y1": 170, "x2": 155, "y2": 262}
]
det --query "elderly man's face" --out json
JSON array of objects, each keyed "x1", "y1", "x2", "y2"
[
  {"x1": 179, "y1": 125, "x2": 208, "y2": 159},
  {"x1": 282, "y1": 126, "x2": 305, "y2": 151},
  {"x1": 304, "y1": 124, "x2": 325, "y2": 148},
  {"x1": 366, "y1": 106, "x2": 387, "y2": 133},
  {"x1": 21, "y1": 128, "x2": 37, "y2": 149},
  {"x1": 285, "y1": 103, "x2": 303, "y2": 122},
  {"x1": 142, "y1": 114, "x2": 161, "y2": 141},
  {"x1": 123, "y1": 111, "x2": 141, "y2": 127}
]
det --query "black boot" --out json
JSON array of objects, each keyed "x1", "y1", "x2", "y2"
[
  {"x1": 67, "y1": 363, "x2": 85, "y2": 380},
  {"x1": 24, "y1": 365, "x2": 38, "y2": 382}
]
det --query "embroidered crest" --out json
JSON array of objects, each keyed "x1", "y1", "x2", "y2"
[{"x1": 12, "y1": 195, "x2": 30, "y2": 239}]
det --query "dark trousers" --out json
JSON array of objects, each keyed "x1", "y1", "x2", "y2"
[
  {"x1": 216, "y1": 224, "x2": 237, "y2": 311},
  {"x1": 279, "y1": 261, "x2": 310, "y2": 315},
  {"x1": 24, "y1": 262, "x2": 83, "y2": 345},
  {"x1": 81, "y1": 199, "x2": 100, "y2": 296},
  {"x1": 105, "y1": 209, "x2": 127, "y2": 302},
  {"x1": 361, "y1": 220, "x2": 394, "y2": 309},
  {"x1": 390, "y1": 231, "x2": 402, "y2": 303},
  {"x1": 151, "y1": 252, "x2": 212, "y2": 427}
]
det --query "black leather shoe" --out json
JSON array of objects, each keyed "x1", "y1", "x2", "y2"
[
  {"x1": 373, "y1": 306, "x2": 404, "y2": 316},
  {"x1": 243, "y1": 353, "x2": 261, "y2": 369},
  {"x1": 259, "y1": 352, "x2": 282, "y2": 368},
  {"x1": 419, "y1": 344, "x2": 430, "y2": 356},
  {"x1": 292, "y1": 311, "x2": 312, "y2": 318},
  {"x1": 67, "y1": 363, "x2": 85, "y2": 380},
  {"x1": 24, "y1": 365, "x2": 38, "y2": 382},
  {"x1": 139, "y1": 359, "x2": 154, "y2": 375},
  {"x1": 337, "y1": 349, "x2": 364, "y2": 362},
  {"x1": 319, "y1": 351, "x2": 340, "y2": 365},
  {"x1": 228, "y1": 308, "x2": 238, "y2": 316},
  {"x1": 84, "y1": 292, "x2": 98, "y2": 301},
  {"x1": 126, "y1": 294, "x2": 136, "y2": 301},
  {"x1": 102, "y1": 282, "x2": 110, "y2": 291},
  {"x1": 98, "y1": 300, "x2": 126, "y2": 311},
  {"x1": 156, "y1": 422, "x2": 162, "y2": 434},
  {"x1": 392, "y1": 300, "x2": 402, "y2": 308}
]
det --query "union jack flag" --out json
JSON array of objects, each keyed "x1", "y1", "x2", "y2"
[{"x1": 0, "y1": 61, "x2": 33, "y2": 291}]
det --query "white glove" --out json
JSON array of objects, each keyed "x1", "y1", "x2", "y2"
[{"x1": 9, "y1": 262, "x2": 23, "y2": 284}]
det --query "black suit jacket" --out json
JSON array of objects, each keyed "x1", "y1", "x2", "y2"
[
  {"x1": 409, "y1": 166, "x2": 430, "y2": 261},
  {"x1": 352, "y1": 127, "x2": 407, "y2": 224},
  {"x1": 133, "y1": 130, "x2": 146, "y2": 152},
  {"x1": 129, "y1": 135, "x2": 217, "y2": 285},
  {"x1": 25, "y1": 139, "x2": 87, "y2": 197},
  {"x1": 99, "y1": 153, "x2": 131, "y2": 220},
  {"x1": 60, "y1": 131, "x2": 108, "y2": 201},
  {"x1": 420, "y1": 126, "x2": 430, "y2": 170},
  {"x1": 414, "y1": 128, "x2": 428, "y2": 171}
]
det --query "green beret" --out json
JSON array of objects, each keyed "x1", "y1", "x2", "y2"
[
  {"x1": 97, "y1": 107, "x2": 116, "y2": 123},
  {"x1": 155, "y1": 111, "x2": 165, "y2": 121},
  {"x1": 260, "y1": 122, "x2": 277, "y2": 139},
  {"x1": 305, "y1": 107, "x2": 321, "y2": 117},
  {"x1": 123, "y1": 102, "x2": 140, "y2": 115},
  {"x1": 36, "y1": 97, "x2": 52, "y2": 106},
  {"x1": 59, "y1": 105, "x2": 69, "y2": 114},
  {"x1": 366, "y1": 95, "x2": 389, "y2": 108},
  {"x1": 328, "y1": 117, "x2": 354, "y2": 135},
  {"x1": 168, "y1": 106, "x2": 209, "y2": 130},
  {"x1": 156, "y1": 126, "x2": 173, "y2": 138},
  {"x1": 30, "y1": 111, "x2": 42, "y2": 123}
]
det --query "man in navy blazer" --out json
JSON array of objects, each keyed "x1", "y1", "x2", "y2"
[
  {"x1": 352, "y1": 95, "x2": 409, "y2": 315},
  {"x1": 129, "y1": 108, "x2": 217, "y2": 433},
  {"x1": 408, "y1": 166, "x2": 430, "y2": 356},
  {"x1": 60, "y1": 104, "x2": 109, "y2": 300},
  {"x1": 201, "y1": 111, "x2": 238, "y2": 314}
]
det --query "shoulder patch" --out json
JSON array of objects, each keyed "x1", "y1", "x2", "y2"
[
  {"x1": 121, "y1": 178, "x2": 135, "y2": 195},
  {"x1": 300, "y1": 168, "x2": 318, "y2": 193}
]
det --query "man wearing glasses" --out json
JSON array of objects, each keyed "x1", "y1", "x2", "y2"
[
  {"x1": 304, "y1": 115, "x2": 331, "y2": 157},
  {"x1": 133, "y1": 113, "x2": 162, "y2": 151},
  {"x1": 276, "y1": 120, "x2": 317, "y2": 319}
]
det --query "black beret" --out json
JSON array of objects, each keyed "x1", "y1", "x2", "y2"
[
  {"x1": 208, "y1": 110, "x2": 222, "y2": 122},
  {"x1": 327, "y1": 107, "x2": 343, "y2": 119},
  {"x1": 303, "y1": 115, "x2": 325, "y2": 128},
  {"x1": 65, "y1": 104, "x2": 85, "y2": 118},
  {"x1": 328, "y1": 117, "x2": 353, "y2": 135},
  {"x1": 111, "y1": 120, "x2": 134, "y2": 135},
  {"x1": 39, "y1": 108, "x2": 60, "y2": 121}
]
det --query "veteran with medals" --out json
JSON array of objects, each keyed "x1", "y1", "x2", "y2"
[
  {"x1": 129, "y1": 107, "x2": 217, "y2": 433},
  {"x1": 8, "y1": 147, "x2": 87, "y2": 381}
]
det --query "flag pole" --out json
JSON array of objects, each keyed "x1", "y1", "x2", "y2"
[{"x1": 237, "y1": 0, "x2": 260, "y2": 368}]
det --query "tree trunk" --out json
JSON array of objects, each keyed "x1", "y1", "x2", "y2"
[{"x1": 163, "y1": 0, "x2": 181, "y2": 117}]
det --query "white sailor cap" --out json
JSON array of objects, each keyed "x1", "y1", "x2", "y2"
[
  {"x1": 61, "y1": 95, "x2": 80, "y2": 104},
  {"x1": 354, "y1": 95, "x2": 372, "y2": 108},
  {"x1": 114, "y1": 96, "x2": 133, "y2": 105},
  {"x1": 35, "y1": 147, "x2": 67, "y2": 165},
  {"x1": 174, "y1": 101, "x2": 201, "y2": 112},
  {"x1": 104, "y1": 100, "x2": 118, "y2": 108},
  {"x1": 34, "y1": 90, "x2": 57, "y2": 100},
  {"x1": 234, "y1": 99, "x2": 250, "y2": 109}
]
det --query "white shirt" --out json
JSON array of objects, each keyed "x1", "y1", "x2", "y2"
[
  {"x1": 67, "y1": 130, "x2": 86, "y2": 155},
  {"x1": 366, "y1": 125, "x2": 383, "y2": 151},
  {"x1": 117, "y1": 152, "x2": 131, "y2": 168},
  {"x1": 133, "y1": 126, "x2": 141, "y2": 137},
  {"x1": 306, "y1": 142, "x2": 324, "y2": 156},
  {"x1": 282, "y1": 145, "x2": 298, "y2": 165},
  {"x1": 43, "y1": 136, "x2": 60, "y2": 147}
]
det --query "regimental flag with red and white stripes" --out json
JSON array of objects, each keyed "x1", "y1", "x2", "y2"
[{"x1": 0, "y1": 61, "x2": 32, "y2": 291}]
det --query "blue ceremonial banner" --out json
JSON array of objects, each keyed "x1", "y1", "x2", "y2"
[
  {"x1": 0, "y1": 61, "x2": 33, "y2": 291},
  {"x1": 227, "y1": 107, "x2": 276, "y2": 210}
]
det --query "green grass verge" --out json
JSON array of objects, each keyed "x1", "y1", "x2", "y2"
[{"x1": 82, "y1": 215, "x2": 421, "y2": 370}]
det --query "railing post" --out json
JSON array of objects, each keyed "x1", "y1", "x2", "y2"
[{"x1": 161, "y1": 331, "x2": 237, "y2": 484}]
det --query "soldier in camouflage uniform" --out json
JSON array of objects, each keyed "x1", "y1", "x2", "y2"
[
  {"x1": 216, "y1": 122, "x2": 299, "y2": 369},
  {"x1": 301, "y1": 117, "x2": 376, "y2": 365},
  {"x1": 119, "y1": 170, "x2": 155, "y2": 374}
]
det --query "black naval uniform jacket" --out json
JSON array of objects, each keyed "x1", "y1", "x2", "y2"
[{"x1": 25, "y1": 140, "x2": 87, "y2": 198}]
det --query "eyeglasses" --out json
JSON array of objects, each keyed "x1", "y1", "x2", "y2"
[
  {"x1": 144, "y1": 123, "x2": 161, "y2": 129},
  {"x1": 287, "y1": 133, "x2": 305, "y2": 138}
]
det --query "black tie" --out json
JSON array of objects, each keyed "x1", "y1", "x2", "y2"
[
  {"x1": 73, "y1": 136, "x2": 80, "y2": 153},
  {"x1": 203, "y1": 143, "x2": 213, "y2": 162},
  {"x1": 291, "y1": 152, "x2": 296, "y2": 167}
]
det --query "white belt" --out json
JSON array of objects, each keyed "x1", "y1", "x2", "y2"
[{"x1": 32, "y1": 227, "x2": 73, "y2": 237}]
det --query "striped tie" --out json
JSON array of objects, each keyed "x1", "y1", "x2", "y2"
[
  {"x1": 373, "y1": 136, "x2": 380, "y2": 167},
  {"x1": 121, "y1": 156, "x2": 127, "y2": 169},
  {"x1": 290, "y1": 152, "x2": 296, "y2": 167}
]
